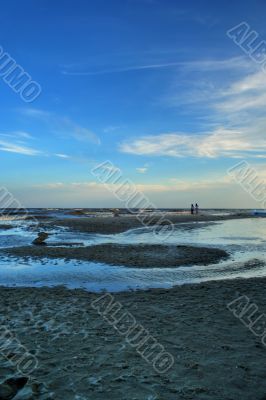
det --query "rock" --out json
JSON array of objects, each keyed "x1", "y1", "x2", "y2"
[
  {"x1": 0, "y1": 377, "x2": 28, "y2": 399},
  {"x1": 32, "y1": 232, "x2": 49, "y2": 245}
]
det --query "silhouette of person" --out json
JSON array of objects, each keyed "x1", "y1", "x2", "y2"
[
  {"x1": 195, "y1": 203, "x2": 199, "y2": 214},
  {"x1": 191, "y1": 204, "x2": 194, "y2": 215}
]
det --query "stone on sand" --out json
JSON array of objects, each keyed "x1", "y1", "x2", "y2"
[{"x1": 32, "y1": 232, "x2": 49, "y2": 245}]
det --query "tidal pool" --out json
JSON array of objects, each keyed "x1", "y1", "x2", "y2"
[{"x1": 0, "y1": 218, "x2": 265, "y2": 292}]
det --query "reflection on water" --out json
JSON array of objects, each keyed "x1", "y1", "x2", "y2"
[{"x1": 0, "y1": 218, "x2": 265, "y2": 292}]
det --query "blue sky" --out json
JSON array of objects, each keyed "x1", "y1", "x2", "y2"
[{"x1": 1, "y1": 0, "x2": 266, "y2": 207}]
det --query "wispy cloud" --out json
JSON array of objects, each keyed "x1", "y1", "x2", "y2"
[
  {"x1": 62, "y1": 56, "x2": 251, "y2": 76},
  {"x1": 54, "y1": 153, "x2": 70, "y2": 159},
  {"x1": 0, "y1": 131, "x2": 71, "y2": 158},
  {"x1": 227, "y1": 70, "x2": 266, "y2": 94},
  {"x1": 62, "y1": 62, "x2": 186, "y2": 76},
  {"x1": 21, "y1": 108, "x2": 50, "y2": 118},
  {"x1": 180, "y1": 56, "x2": 253, "y2": 72},
  {"x1": 0, "y1": 131, "x2": 34, "y2": 140},
  {"x1": 0, "y1": 139, "x2": 41, "y2": 156},
  {"x1": 216, "y1": 70, "x2": 266, "y2": 113},
  {"x1": 20, "y1": 108, "x2": 101, "y2": 145}
]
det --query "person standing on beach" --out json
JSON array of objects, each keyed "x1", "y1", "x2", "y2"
[
  {"x1": 195, "y1": 203, "x2": 199, "y2": 214},
  {"x1": 191, "y1": 204, "x2": 194, "y2": 215}
]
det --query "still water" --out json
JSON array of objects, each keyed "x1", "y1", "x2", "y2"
[{"x1": 0, "y1": 218, "x2": 265, "y2": 291}]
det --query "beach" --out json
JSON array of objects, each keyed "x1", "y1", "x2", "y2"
[
  {"x1": 0, "y1": 211, "x2": 265, "y2": 399},
  {"x1": 1, "y1": 278, "x2": 266, "y2": 399}
]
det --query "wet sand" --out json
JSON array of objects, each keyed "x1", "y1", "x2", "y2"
[
  {"x1": 3, "y1": 244, "x2": 229, "y2": 268},
  {"x1": 1, "y1": 278, "x2": 266, "y2": 399},
  {"x1": 37, "y1": 211, "x2": 252, "y2": 234},
  {"x1": 0, "y1": 224, "x2": 13, "y2": 230}
]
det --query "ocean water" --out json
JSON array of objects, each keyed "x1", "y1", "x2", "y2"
[{"x1": 0, "y1": 215, "x2": 265, "y2": 291}]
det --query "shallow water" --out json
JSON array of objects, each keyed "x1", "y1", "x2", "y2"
[{"x1": 0, "y1": 218, "x2": 265, "y2": 291}]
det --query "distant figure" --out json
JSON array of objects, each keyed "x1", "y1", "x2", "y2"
[
  {"x1": 191, "y1": 204, "x2": 194, "y2": 215},
  {"x1": 195, "y1": 203, "x2": 199, "y2": 214}
]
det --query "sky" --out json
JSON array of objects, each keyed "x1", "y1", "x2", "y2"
[{"x1": 0, "y1": 0, "x2": 266, "y2": 208}]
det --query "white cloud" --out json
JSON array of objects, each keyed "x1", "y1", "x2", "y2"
[
  {"x1": 120, "y1": 60, "x2": 266, "y2": 160},
  {"x1": 216, "y1": 91, "x2": 266, "y2": 113},
  {"x1": 227, "y1": 70, "x2": 266, "y2": 94},
  {"x1": 215, "y1": 70, "x2": 266, "y2": 114},
  {"x1": 120, "y1": 127, "x2": 266, "y2": 159}
]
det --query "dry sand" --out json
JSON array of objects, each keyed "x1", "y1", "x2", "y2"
[{"x1": 0, "y1": 278, "x2": 266, "y2": 399}]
